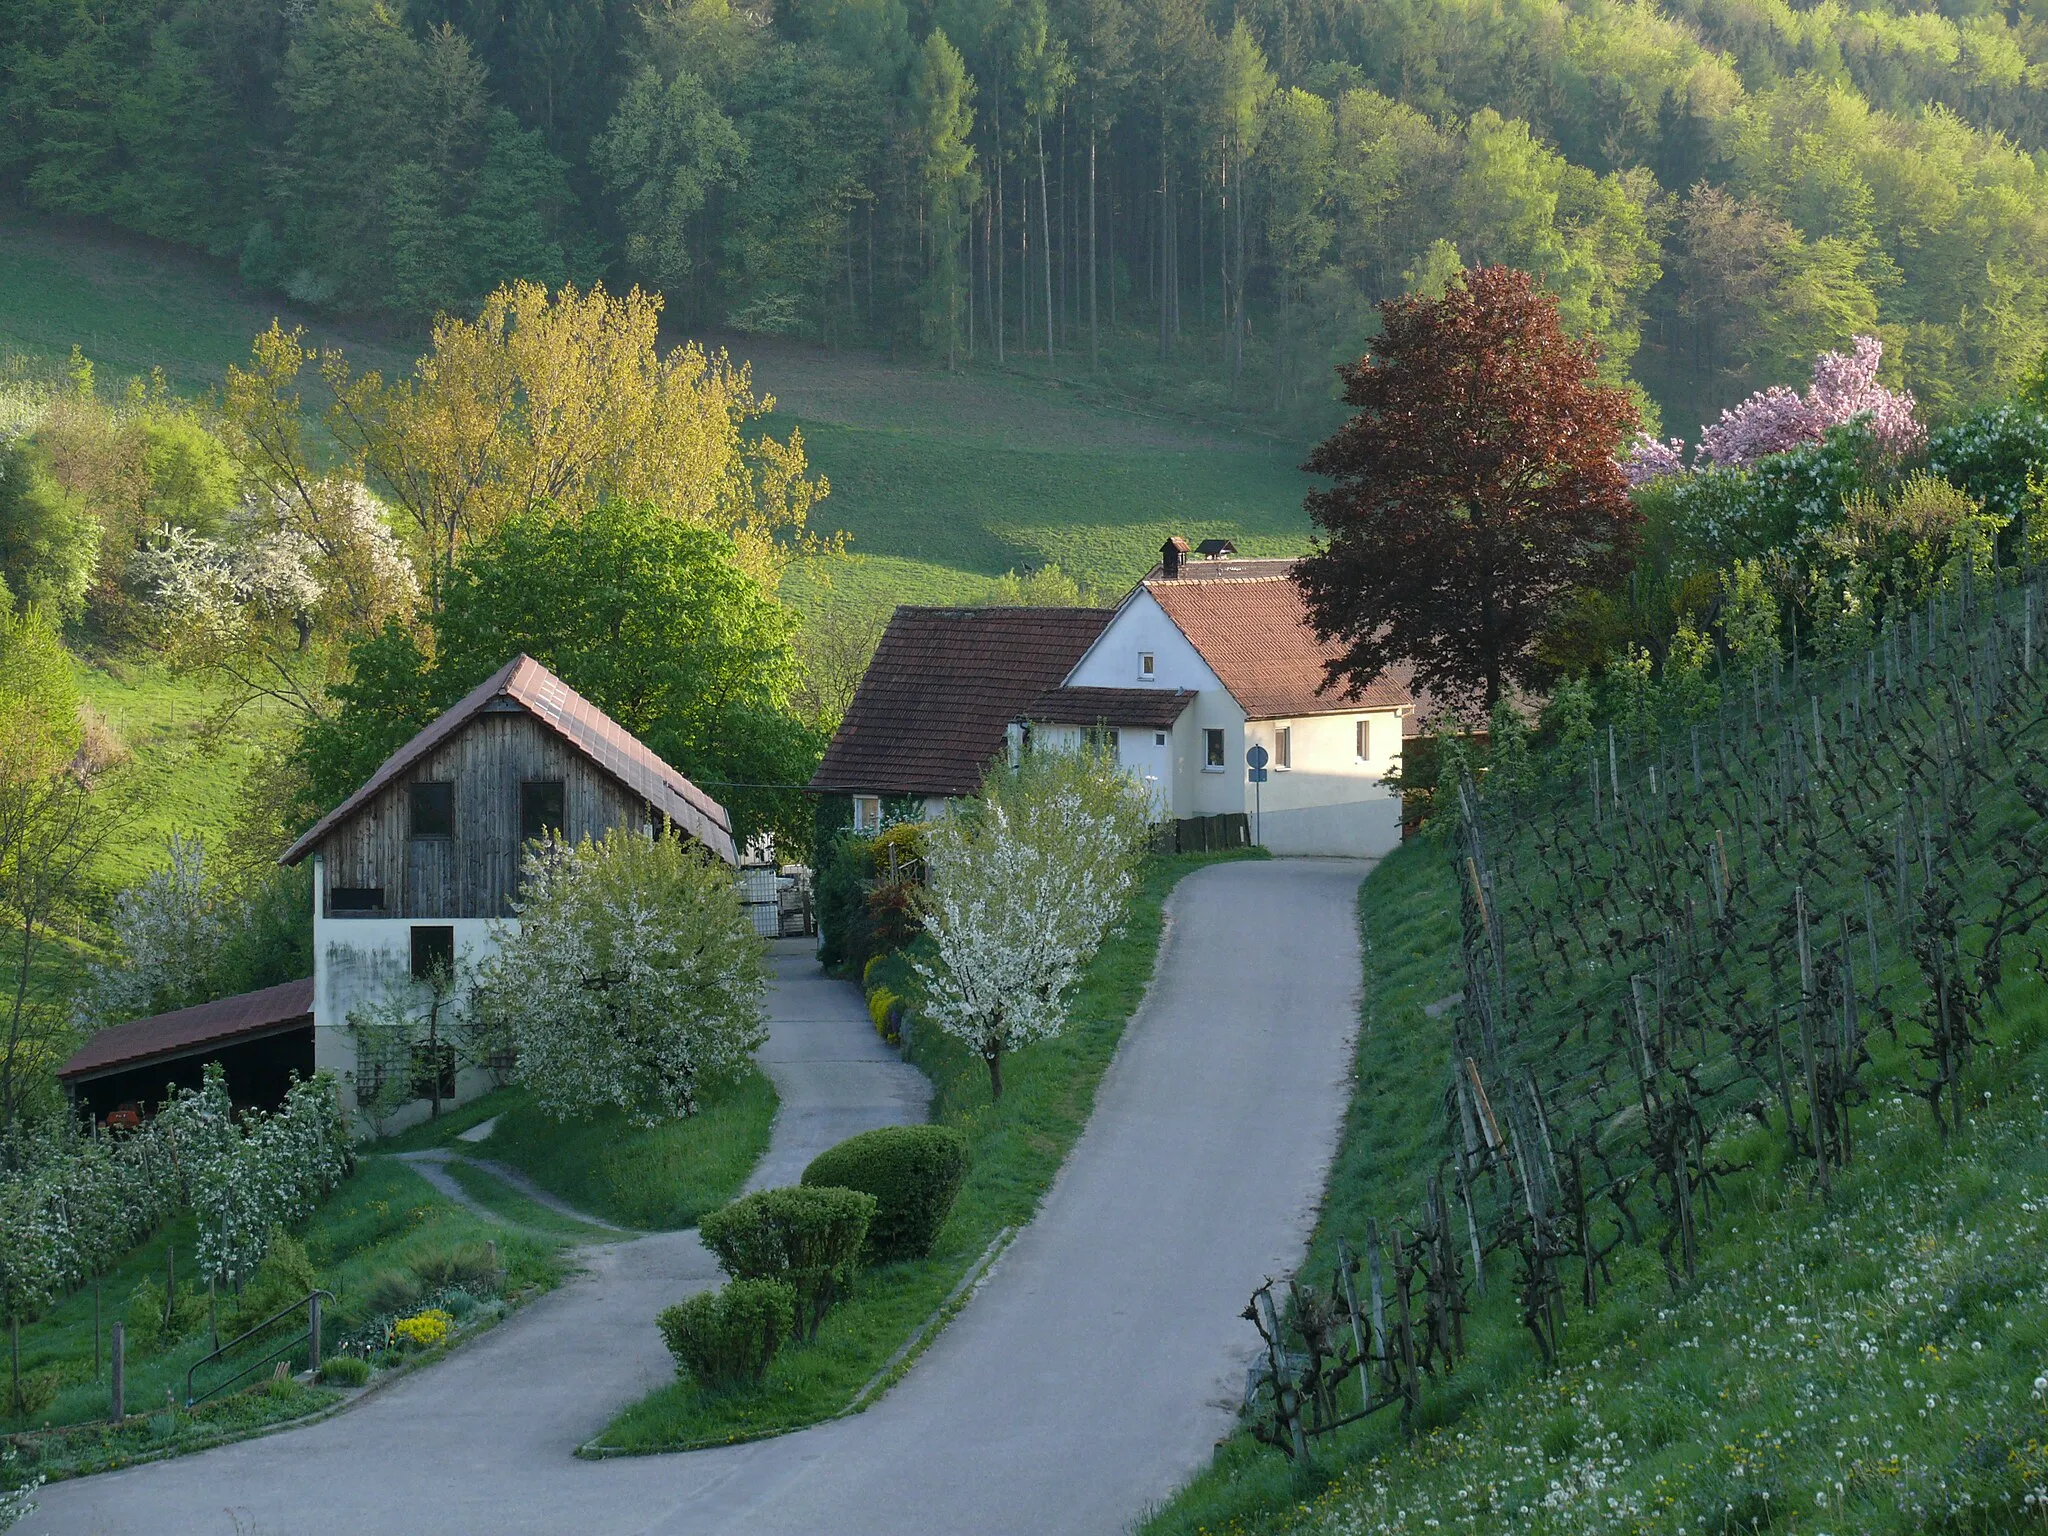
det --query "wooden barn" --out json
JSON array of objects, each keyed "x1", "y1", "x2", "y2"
[{"x1": 61, "y1": 655, "x2": 735, "y2": 1134}]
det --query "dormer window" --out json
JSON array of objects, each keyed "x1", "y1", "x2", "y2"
[{"x1": 1139, "y1": 651, "x2": 1155, "y2": 680}]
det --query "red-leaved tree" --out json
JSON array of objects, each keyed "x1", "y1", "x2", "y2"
[{"x1": 1298, "y1": 265, "x2": 1641, "y2": 713}]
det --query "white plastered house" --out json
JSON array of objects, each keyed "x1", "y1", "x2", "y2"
[
  {"x1": 812, "y1": 540, "x2": 1416, "y2": 859},
  {"x1": 1025, "y1": 540, "x2": 1414, "y2": 857}
]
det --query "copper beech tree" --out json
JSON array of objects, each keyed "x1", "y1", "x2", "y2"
[{"x1": 1298, "y1": 265, "x2": 1641, "y2": 714}]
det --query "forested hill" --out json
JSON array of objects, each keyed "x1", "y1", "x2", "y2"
[{"x1": 5, "y1": 0, "x2": 2047, "y2": 434}]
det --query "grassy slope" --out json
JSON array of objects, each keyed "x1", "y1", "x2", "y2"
[
  {"x1": 376, "y1": 1075, "x2": 779, "y2": 1231},
  {"x1": 0, "y1": 211, "x2": 1318, "y2": 626},
  {"x1": 3, "y1": 1157, "x2": 573, "y2": 1462},
  {"x1": 592, "y1": 849, "x2": 1263, "y2": 1452},
  {"x1": 1146, "y1": 841, "x2": 2048, "y2": 1531}
]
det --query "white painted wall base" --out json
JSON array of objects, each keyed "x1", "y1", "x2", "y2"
[{"x1": 1253, "y1": 795, "x2": 1404, "y2": 859}]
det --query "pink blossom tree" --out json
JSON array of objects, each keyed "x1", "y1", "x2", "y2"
[
  {"x1": 1620, "y1": 336, "x2": 1925, "y2": 483},
  {"x1": 1698, "y1": 336, "x2": 1923, "y2": 469}
]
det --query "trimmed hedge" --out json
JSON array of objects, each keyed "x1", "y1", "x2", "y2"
[
  {"x1": 698, "y1": 1185, "x2": 876, "y2": 1341},
  {"x1": 658, "y1": 1278, "x2": 796, "y2": 1389},
  {"x1": 801, "y1": 1125, "x2": 969, "y2": 1264}
]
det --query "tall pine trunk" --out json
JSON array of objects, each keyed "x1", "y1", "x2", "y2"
[
  {"x1": 1089, "y1": 129, "x2": 1099, "y2": 369},
  {"x1": 1038, "y1": 118, "x2": 1055, "y2": 365}
]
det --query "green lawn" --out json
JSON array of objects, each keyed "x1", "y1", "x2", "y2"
[
  {"x1": 371, "y1": 1073, "x2": 778, "y2": 1231},
  {"x1": 590, "y1": 848, "x2": 1264, "y2": 1453}
]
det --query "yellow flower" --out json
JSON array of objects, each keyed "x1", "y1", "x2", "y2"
[{"x1": 393, "y1": 1308, "x2": 455, "y2": 1350}]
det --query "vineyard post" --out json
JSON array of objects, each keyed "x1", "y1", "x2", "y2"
[{"x1": 1336, "y1": 1238, "x2": 1371, "y2": 1414}]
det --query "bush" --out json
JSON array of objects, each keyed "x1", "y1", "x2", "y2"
[
  {"x1": 123, "y1": 1279, "x2": 165, "y2": 1356},
  {"x1": 655, "y1": 1277, "x2": 790, "y2": 1392},
  {"x1": 5, "y1": 1368, "x2": 59, "y2": 1421},
  {"x1": 225, "y1": 1230, "x2": 318, "y2": 1338},
  {"x1": 317, "y1": 1354, "x2": 371, "y2": 1387},
  {"x1": 698, "y1": 1185, "x2": 875, "y2": 1341},
  {"x1": 658, "y1": 1278, "x2": 795, "y2": 1390},
  {"x1": 359, "y1": 1269, "x2": 423, "y2": 1319},
  {"x1": 407, "y1": 1241, "x2": 498, "y2": 1293},
  {"x1": 801, "y1": 1125, "x2": 970, "y2": 1263}
]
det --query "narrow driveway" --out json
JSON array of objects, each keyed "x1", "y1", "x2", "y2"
[{"x1": 33, "y1": 860, "x2": 1365, "y2": 1536}]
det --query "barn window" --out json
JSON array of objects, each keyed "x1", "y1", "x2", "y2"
[
  {"x1": 521, "y1": 780, "x2": 565, "y2": 844},
  {"x1": 410, "y1": 782, "x2": 454, "y2": 839},
  {"x1": 329, "y1": 886, "x2": 384, "y2": 915},
  {"x1": 411, "y1": 925, "x2": 455, "y2": 981}
]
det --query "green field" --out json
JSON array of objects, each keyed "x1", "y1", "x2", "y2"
[{"x1": 0, "y1": 209, "x2": 1317, "y2": 623}]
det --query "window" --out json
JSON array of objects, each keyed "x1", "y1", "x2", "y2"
[
  {"x1": 410, "y1": 1041, "x2": 457, "y2": 1102},
  {"x1": 852, "y1": 795, "x2": 882, "y2": 832},
  {"x1": 1356, "y1": 719, "x2": 1371, "y2": 761},
  {"x1": 1139, "y1": 651, "x2": 1156, "y2": 680},
  {"x1": 1274, "y1": 726, "x2": 1292, "y2": 770},
  {"x1": 520, "y1": 780, "x2": 565, "y2": 844},
  {"x1": 1154, "y1": 731, "x2": 1167, "y2": 747},
  {"x1": 328, "y1": 886, "x2": 384, "y2": 915},
  {"x1": 411, "y1": 925, "x2": 455, "y2": 981},
  {"x1": 1204, "y1": 728, "x2": 1226, "y2": 769},
  {"x1": 409, "y1": 781, "x2": 453, "y2": 839},
  {"x1": 1085, "y1": 725, "x2": 1121, "y2": 756}
]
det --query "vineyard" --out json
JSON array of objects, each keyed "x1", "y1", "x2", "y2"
[{"x1": 1241, "y1": 562, "x2": 2048, "y2": 1473}]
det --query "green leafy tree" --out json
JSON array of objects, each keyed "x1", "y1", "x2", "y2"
[
  {"x1": 911, "y1": 30, "x2": 981, "y2": 364},
  {"x1": 0, "y1": 440, "x2": 96, "y2": 618},
  {"x1": 592, "y1": 68, "x2": 746, "y2": 294},
  {"x1": 299, "y1": 501, "x2": 821, "y2": 852}
]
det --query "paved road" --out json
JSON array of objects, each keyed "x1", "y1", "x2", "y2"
[{"x1": 32, "y1": 860, "x2": 1365, "y2": 1536}]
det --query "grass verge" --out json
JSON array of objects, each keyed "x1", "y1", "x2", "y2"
[
  {"x1": 1140, "y1": 836, "x2": 2048, "y2": 1536},
  {"x1": 586, "y1": 848, "x2": 1263, "y2": 1454},
  {"x1": 441, "y1": 1072, "x2": 778, "y2": 1231}
]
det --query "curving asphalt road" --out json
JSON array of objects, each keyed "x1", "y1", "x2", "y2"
[{"x1": 31, "y1": 858, "x2": 1365, "y2": 1536}]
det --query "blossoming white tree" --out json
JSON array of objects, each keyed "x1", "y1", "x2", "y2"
[
  {"x1": 480, "y1": 829, "x2": 766, "y2": 1126},
  {"x1": 913, "y1": 746, "x2": 1152, "y2": 1101},
  {"x1": 71, "y1": 833, "x2": 230, "y2": 1031}
]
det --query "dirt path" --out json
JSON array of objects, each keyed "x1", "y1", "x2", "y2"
[{"x1": 34, "y1": 864, "x2": 1364, "y2": 1536}]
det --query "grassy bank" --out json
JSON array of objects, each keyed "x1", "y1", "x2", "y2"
[
  {"x1": 588, "y1": 848, "x2": 1263, "y2": 1453},
  {"x1": 1, "y1": 1156, "x2": 573, "y2": 1477},
  {"x1": 1144, "y1": 834, "x2": 2048, "y2": 1536}
]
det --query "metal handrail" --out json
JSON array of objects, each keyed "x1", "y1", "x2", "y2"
[{"x1": 184, "y1": 1289, "x2": 333, "y2": 1407}]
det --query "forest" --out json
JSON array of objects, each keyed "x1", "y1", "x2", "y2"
[{"x1": 7, "y1": 0, "x2": 2048, "y2": 432}]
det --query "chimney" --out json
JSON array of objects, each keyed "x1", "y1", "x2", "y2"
[{"x1": 1161, "y1": 535, "x2": 1189, "y2": 579}]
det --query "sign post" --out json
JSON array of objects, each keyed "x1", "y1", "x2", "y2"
[{"x1": 1246, "y1": 742, "x2": 1269, "y2": 847}]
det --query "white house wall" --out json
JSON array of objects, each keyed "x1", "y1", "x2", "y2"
[
  {"x1": 1244, "y1": 712, "x2": 1405, "y2": 857},
  {"x1": 311, "y1": 854, "x2": 507, "y2": 1136}
]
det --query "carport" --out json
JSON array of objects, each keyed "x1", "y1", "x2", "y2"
[{"x1": 59, "y1": 977, "x2": 316, "y2": 1123}]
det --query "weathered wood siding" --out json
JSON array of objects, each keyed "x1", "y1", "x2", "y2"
[{"x1": 317, "y1": 705, "x2": 652, "y2": 918}]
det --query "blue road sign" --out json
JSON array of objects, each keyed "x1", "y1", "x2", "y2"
[{"x1": 1246, "y1": 743, "x2": 1270, "y2": 769}]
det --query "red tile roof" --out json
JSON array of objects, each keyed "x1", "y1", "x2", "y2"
[
  {"x1": 1146, "y1": 565, "x2": 1413, "y2": 720},
  {"x1": 59, "y1": 978, "x2": 314, "y2": 1082},
  {"x1": 812, "y1": 607, "x2": 1113, "y2": 797},
  {"x1": 1024, "y1": 687, "x2": 1196, "y2": 728},
  {"x1": 280, "y1": 655, "x2": 736, "y2": 866}
]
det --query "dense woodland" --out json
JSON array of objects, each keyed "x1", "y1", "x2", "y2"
[{"x1": 7, "y1": 0, "x2": 2048, "y2": 429}]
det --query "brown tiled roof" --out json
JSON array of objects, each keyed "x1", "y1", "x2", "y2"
[
  {"x1": 1023, "y1": 687, "x2": 1196, "y2": 728},
  {"x1": 1146, "y1": 566, "x2": 1413, "y2": 720},
  {"x1": 281, "y1": 656, "x2": 736, "y2": 867},
  {"x1": 59, "y1": 978, "x2": 314, "y2": 1082},
  {"x1": 812, "y1": 607, "x2": 1113, "y2": 797}
]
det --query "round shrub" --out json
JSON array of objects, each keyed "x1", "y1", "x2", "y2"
[
  {"x1": 801, "y1": 1124, "x2": 969, "y2": 1263},
  {"x1": 699, "y1": 1185, "x2": 876, "y2": 1341},
  {"x1": 317, "y1": 1355, "x2": 372, "y2": 1387},
  {"x1": 658, "y1": 1278, "x2": 795, "y2": 1390}
]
